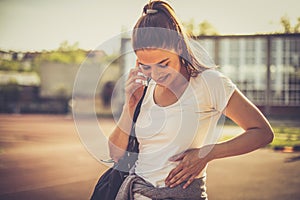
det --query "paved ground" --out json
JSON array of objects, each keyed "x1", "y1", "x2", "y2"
[{"x1": 0, "y1": 114, "x2": 299, "y2": 200}]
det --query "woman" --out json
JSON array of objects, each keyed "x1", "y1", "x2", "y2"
[{"x1": 109, "y1": 1, "x2": 274, "y2": 199}]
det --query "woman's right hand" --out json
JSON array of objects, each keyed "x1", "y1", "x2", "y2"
[
  {"x1": 108, "y1": 64, "x2": 147, "y2": 162},
  {"x1": 125, "y1": 64, "x2": 148, "y2": 111}
]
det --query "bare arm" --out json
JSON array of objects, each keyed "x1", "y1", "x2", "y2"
[
  {"x1": 108, "y1": 66, "x2": 147, "y2": 162},
  {"x1": 210, "y1": 90, "x2": 274, "y2": 159},
  {"x1": 208, "y1": 89, "x2": 274, "y2": 160},
  {"x1": 108, "y1": 106, "x2": 133, "y2": 162},
  {"x1": 165, "y1": 89, "x2": 274, "y2": 188}
]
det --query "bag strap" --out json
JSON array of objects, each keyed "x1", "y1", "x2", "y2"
[
  {"x1": 131, "y1": 85, "x2": 148, "y2": 136},
  {"x1": 115, "y1": 86, "x2": 147, "y2": 171}
]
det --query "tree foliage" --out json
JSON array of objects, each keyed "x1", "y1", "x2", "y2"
[
  {"x1": 199, "y1": 20, "x2": 219, "y2": 36},
  {"x1": 35, "y1": 41, "x2": 87, "y2": 64},
  {"x1": 183, "y1": 16, "x2": 300, "y2": 36},
  {"x1": 183, "y1": 19, "x2": 219, "y2": 36},
  {"x1": 0, "y1": 60, "x2": 20, "y2": 71},
  {"x1": 280, "y1": 15, "x2": 300, "y2": 33}
]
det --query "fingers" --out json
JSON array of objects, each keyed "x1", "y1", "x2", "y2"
[
  {"x1": 125, "y1": 68, "x2": 147, "y2": 104},
  {"x1": 165, "y1": 164, "x2": 197, "y2": 189},
  {"x1": 165, "y1": 148, "x2": 206, "y2": 189},
  {"x1": 183, "y1": 175, "x2": 196, "y2": 189},
  {"x1": 165, "y1": 162, "x2": 184, "y2": 183},
  {"x1": 167, "y1": 167, "x2": 191, "y2": 188},
  {"x1": 127, "y1": 68, "x2": 147, "y2": 88}
]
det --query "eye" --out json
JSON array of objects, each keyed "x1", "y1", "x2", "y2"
[
  {"x1": 139, "y1": 64, "x2": 151, "y2": 70},
  {"x1": 157, "y1": 61, "x2": 170, "y2": 69}
]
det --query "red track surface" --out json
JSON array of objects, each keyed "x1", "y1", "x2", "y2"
[{"x1": 0, "y1": 114, "x2": 299, "y2": 200}]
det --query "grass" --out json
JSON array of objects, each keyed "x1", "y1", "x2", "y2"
[
  {"x1": 270, "y1": 127, "x2": 300, "y2": 148},
  {"x1": 219, "y1": 126, "x2": 300, "y2": 149}
]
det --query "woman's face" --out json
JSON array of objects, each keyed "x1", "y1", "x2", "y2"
[{"x1": 136, "y1": 49, "x2": 185, "y2": 87}]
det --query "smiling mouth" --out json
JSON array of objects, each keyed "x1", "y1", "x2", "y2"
[{"x1": 157, "y1": 74, "x2": 170, "y2": 83}]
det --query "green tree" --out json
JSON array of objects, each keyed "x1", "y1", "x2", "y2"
[
  {"x1": 280, "y1": 15, "x2": 292, "y2": 33},
  {"x1": 0, "y1": 59, "x2": 31, "y2": 72},
  {"x1": 183, "y1": 19, "x2": 218, "y2": 36},
  {"x1": 280, "y1": 15, "x2": 300, "y2": 33},
  {"x1": 35, "y1": 41, "x2": 87, "y2": 64},
  {"x1": 199, "y1": 20, "x2": 219, "y2": 36},
  {"x1": 0, "y1": 60, "x2": 20, "y2": 71},
  {"x1": 183, "y1": 19, "x2": 196, "y2": 36},
  {"x1": 293, "y1": 17, "x2": 300, "y2": 33},
  {"x1": 58, "y1": 41, "x2": 79, "y2": 51}
]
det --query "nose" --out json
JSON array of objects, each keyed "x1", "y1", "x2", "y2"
[
  {"x1": 148, "y1": 65, "x2": 166, "y2": 81},
  {"x1": 140, "y1": 65, "x2": 167, "y2": 81},
  {"x1": 150, "y1": 67, "x2": 160, "y2": 80}
]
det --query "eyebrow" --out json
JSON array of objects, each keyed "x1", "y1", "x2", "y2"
[{"x1": 138, "y1": 58, "x2": 169, "y2": 66}]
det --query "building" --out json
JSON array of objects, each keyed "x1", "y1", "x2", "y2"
[
  {"x1": 0, "y1": 71, "x2": 40, "y2": 113},
  {"x1": 119, "y1": 33, "x2": 300, "y2": 117}
]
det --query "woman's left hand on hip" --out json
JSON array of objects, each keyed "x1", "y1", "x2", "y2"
[{"x1": 165, "y1": 146, "x2": 212, "y2": 189}]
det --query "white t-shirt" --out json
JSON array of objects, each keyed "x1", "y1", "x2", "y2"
[{"x1": 134, "y1": 69, "x2": 236, "y2": 187}]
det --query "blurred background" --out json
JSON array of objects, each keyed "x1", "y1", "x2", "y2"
[{"x1": 0, "y1": 0, "x2": 300, "y2": 199}]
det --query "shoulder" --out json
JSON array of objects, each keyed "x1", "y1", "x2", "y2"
[
  {"x1": 190, "y1": 69, "x2": 230, "y2": 89},
  {"x1": 199, "y1": 69, "x2": 227, "y2": 81},
  {"x1": 190, "y1": 69, "x2": 236, "y2": 110},
  {"x1": 197, "y1": 69, "x2": 235, "y2": 89}
]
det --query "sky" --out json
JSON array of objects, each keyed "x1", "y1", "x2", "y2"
[{"x1": 0, "y1": 0, "x2": 299, "y2": 52}]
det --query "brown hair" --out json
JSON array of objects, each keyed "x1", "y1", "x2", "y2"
[{"x1": 132, "y1": 0, "x2": 208, "y2": 77}]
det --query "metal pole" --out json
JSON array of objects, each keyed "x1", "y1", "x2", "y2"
[
  {"x1": 214, "y1": 37, "x2": 219, "y2": 66},
  {"x1": 265, "y1": 36, "x2": 271, "y2": 116}
]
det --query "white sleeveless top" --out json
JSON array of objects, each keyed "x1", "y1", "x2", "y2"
[{"x1": 134, "y1": 69, "x2": 236, "y2": 187}]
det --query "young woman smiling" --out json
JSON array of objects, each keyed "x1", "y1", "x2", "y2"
[{"x1": 108, "y1": 1, "x2": 274, "y2": 199}]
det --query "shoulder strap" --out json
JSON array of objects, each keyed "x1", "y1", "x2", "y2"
[
  {"x1": 119, "y1": 86, "x2": 147, "y2": 170},
  {"x1": 132, "y1": 86, "x2": 148, "y2": 124}
]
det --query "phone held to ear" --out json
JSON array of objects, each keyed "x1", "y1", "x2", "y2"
[{"x1": 135, "y1": 72, "x2": 149, "y2": 86}]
